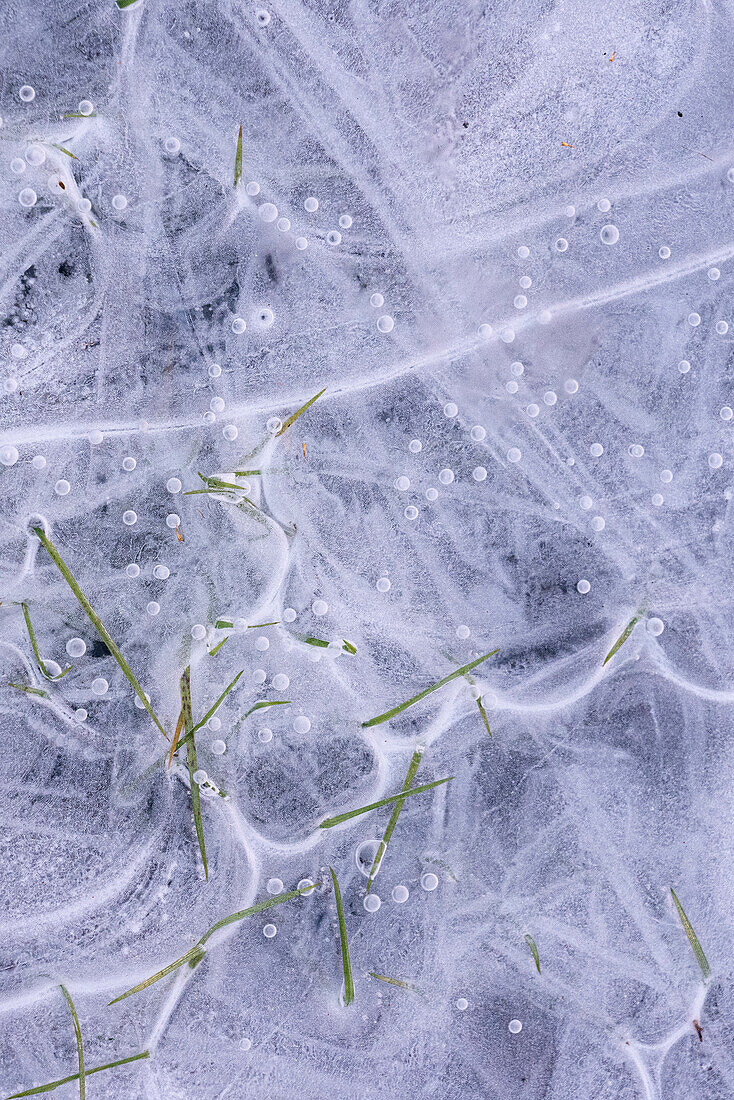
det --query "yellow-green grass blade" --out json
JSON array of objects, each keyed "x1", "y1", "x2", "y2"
[
  {"x1": 33, "y1": 528, "x2": 166, "y2": 738},
  {"x1": 108, "y1": 947, "x2": 201, "y2": 1004},
  {"x1": 234, "y1": 125, "x2": 243, "y2": 187},
  {"x1": 21, "y1": 603, "x2": 72, "y2": 681},
  {"x1": 524, "y1": 934, "x2": 541, "y2": 973},
  {"x1": 209, "y1": 636, "x2": 229, "y2": 656},
  {"x1": 369, "y1": 972, "x2": 423, "y2": 996},
  {"x1": 275, "y1": 388, "x2": 326, "y2": 436},
  {"x1": 180, "y1": 667, "x2": 208, "y2": 880},
  {"x1": 362, "y1": 650, "x2": 499, "y2": 727},
  {"x1": 58, "y1": 986, "x2": 84, "y2": 1100},
  {"x1": 215, "y1": 620, "x2": 233, "y2": 629},
  {"x1": 9, "y1": 682, "x2": 49, "y2": 698},
  {"x1": 116, "y1": 0, "x2": 139, "y2": 8},
  {"x1": 5, "y1": 1051, "x2": 149, "y2": 1098},
  {"x1": 329, "y1": 867, "x2": 354, "y2": 1005},
  {"x1": 671, "y1": 888, "x2": 711, "y2": 980},
  {"x1": 242, "y1": 699, "x2": 290, "y2": 719},
  {"x1": 320, "y1": 776, "x2": 453, "y2": 829},
  {"x1": 366, "y1": 749, "x2": 422, "y2": 893},
  {"x1": 603, "y1": 613, "x2": 642, "y2": 665},
  {"x1": 476, "y1": 696, "x2": 492, "y2": 736}
]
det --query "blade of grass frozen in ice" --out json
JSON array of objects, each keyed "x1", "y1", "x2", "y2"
[
  {"x1": 320, "y1": 776, "x2": 453, "y2": 828},
  {"x1": 116, "y1": 0, "x2": 139, "y2": 8},
  {"x1": 167, "y1": 708, "x2": 183, "y2": 768},
  {"x1": 9, "y1": 682, "x2": 49, "y2": 698},
  {"x1": 21, "y1": 603, "x2": 72, "y2": 681},
  {"x1": 242, "y1": 699, "x2": 290, "y2": 719},
  {"x1": 5, "y1": 1051, "x2": 150, "y2": 1098},
  {"x1": 59, "y1": 985, "x2": 84, "y2": 1100},
  {"x1": 603, "y1": 613, "x2": 642, "y2": 665},
  {"x1": 209, "y1": 636, "x2": 229, "y2": 657},
  {"x1": 366, "y1": 749, "x2": 422, "y2": 893},
  {"x1": 215, "y1": 620, "x2": 233, "y2": 630},
  {"x1": 33, "y1": 528, "x2": 167, "y2": 738},
  {"x1": 50, "y1": 143, "x2": 78, "y2": 159},
  {"x1": 342, "y1": 639, "x2": 357, "y2": 654},
  {"x1": 234, "y1": 469, "x2": 261, "y2": 477},
  {"x1": 110, "y1": 887, "x2": 311, "y2": 1003},
  {"x1": 275, "y1": 388, "x2": 326, "y2": 437},
  {"x1": 191, "y1": 670, "x2": 244, "y2": 734},
  {"x1": 423, "y1": 855, "x2": 457, "y2": 881},
  {"x1": 298, "y1": 635, "x2": 356, "y2": 655},
  {"x1": 362, "y1": 649, "x2": 499, "y2": 728},
  {"x1": 670, "y1": 888, "x2": 711, "y2": 979},
  {"x1": 369, "y1": 972, "x2": 423, "y2": 996},
  {"x1": 524, "y1": 934, "x2": 541, "y2": 973},
  {"x1": 63, "y1": 112, "x2": 98, "y2": 118},
  {"x1": 234, "y1": 125, "x2": 243, "y2": 188},
  {"x1": 180, "y1": 666, "x2": 208, "y2": 881},
  {"x1": 247, "y1": 621, "x2": 280, "y2": 628},
  {"x1": 476, "y1": 696, "x2": 492, "y2": 737},
  {"x1": 329, "y1": 867, "x2": 354, "y2": 1005}
]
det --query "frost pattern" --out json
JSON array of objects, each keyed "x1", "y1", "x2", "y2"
[{"x1": 0, "y1": 1, "x2": 733, "y2": 1097}]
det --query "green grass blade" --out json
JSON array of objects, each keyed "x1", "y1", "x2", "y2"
[
  {"x1": 208, "y1": 636, "x2": 229, "y2": 657},
  {"x1": 180, "y1": 667, "x2": 208, "y2": 881},
  {"x1": 369, "y1": 972, "x2": 423, "y2": 996},
  {"x1": 234, "y1": 469, "x2": 262, "y2": 476},
  {"x1": 5, "y1": 1051, "x2": 150, "y2": 1098},
  {"x1": 200, "y1": 886, "x2": 312, "y2": 942},
  {"x1": 299, "y1": 635, "x2": 356, "y2": 655},
  {"x1": 603, "y1": 614, "x2": 641, "y2": 665},
  {"x1": 476, "y1": 696, "x2": 492, "y2": 737},
  {"x1": 33, "y1": 528, "x2": 167, "y2": 738},
  {"x1": 329, "y1": 867, "x2": 354, "y2": 1006},
  {"x1": 320, "y1": 776, "x2": 453, "y2": 829},
  {"x1": 362, "y1": 649, "x2": 499, "y2": 727},
  {"x1": 9, "y1": 682, "x2": 49, "y2": 698},
  {"x1": 242, "y1": 699, "x2": 290, "y2": 718},
  {"x1": 116, "y1": 0, "x2": 139, "y2": 8},
  {"x1": 342, "y1": 639, "x2": 357, "y2": 654},
  {"x1": 247, "y1": 621, "x2": 280, "y2": 628},
  {"x1": 59, "y1": 986, "x2": 84, "y2": 1100},
  {"x1": 671, "y1": 888, "x2": 711, "y2": 980},
  {"x1": 234, "y1": 125, "x2": 243, "y2": 187},
  {"x1": 21, "y1": 604, "x2": 72, "y2": 681},
  {"x1": 524, "y1": 934, "x2": 541, "y2": 973},
  {"x1": 108, "y1": 948, "x2": 200, "y2": 1004},
  {"x1": 50, "y1": 143, "x2": 78, "y2": 160},
  {"x1": 215, "y1": 620, "x2": 233, "y2": 629},
  {"x1": 275, "y1": 388, "x2": 326, "y2": 437},
  {"x1": 63, "y1": 112, "x2": 98, "y2": 118},
  {"x1": 366, "y1": 749, "x2": 422, "y2": 893}
]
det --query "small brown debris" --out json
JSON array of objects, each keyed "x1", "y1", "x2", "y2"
[
  {"x1": 302, "y1": 442, "x2": 307, "y2": 458},
  {"x1": 609, "y1": 51, "x2": 616, "y2": 61},
  {"x1": 693, "y1": 1019, "x2": 703, "y2": 1042},
  {"x1": 176, "y1": 525, "x2": 183, "y2": 542},
  {"x1": 561, "y1": 142, "x2": 575, "y2": 148}
]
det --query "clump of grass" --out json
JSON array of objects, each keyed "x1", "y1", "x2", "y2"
[
  {"x1": 362, "y1": 649, "x2": 499, "y2": 727},
  {"x1": 330, "y1": 867, "x2": 354, "y2": 1006},
  {"x1": 21, "y1": 603, "x2": 72, "y2": 681},
  {"x1": 33, "y1": 528, "x2": 167, "y2": 738},
  {"x1": 524, "y1": 934, "x2": 541, "y2": 973},
  {"x1": 366, "y1": 748, "x2": 422, "y2": 893},
  {"x1": 59, "y1": 985, "x2": 84, "y2": 1100},
  {"x1": 234, "y1": 125, "x2": 243, "y2": 188},
  {"x1": 603, "y1": 612, "x2": 642, "y2": 665},
  {"x1": 180, "y1": 666, "x2": 208, "y2": 881},
  {"x1": 6, "y1": 1052, "x2": 150, "y2": 1098},
  {"x1": 275, "y1": 388, "x2": 326, "y2": 437},
  {"x1": 320, "y1": 776, "x2": 453, "y2": 829},
  {"x1": 670, "y1": 888, "x2": 711, "y2": 980},
  {"x1": 476, "y1": 696, "x2": 492, "y2": 736},
  {"x1": 109, "y1": 886, "x2": 312, "y2": 1003}
]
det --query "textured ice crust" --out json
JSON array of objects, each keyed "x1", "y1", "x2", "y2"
[{"x1": 1, "y1": 0, "x2": 733, "y2": 1096}]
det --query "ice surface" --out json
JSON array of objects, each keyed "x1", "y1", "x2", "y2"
[{"x1": 1, "y1": 0, "x2": 733, "y2": 1096}]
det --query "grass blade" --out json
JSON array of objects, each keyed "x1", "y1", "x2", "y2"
[
  {"x1": 320, "y1": 776, "x2": 453, "y2": 829},
  {"x1": 193, "y1": 670, "x2": 243, "y2": 734},
  {"x1": 369, "y1": 972, "x2": 423, "y2": 996},
  {"x1": 209, "y1": 636, "x2": 229, "y2": 657},
  {"x1": 362, "y1": 649, "x2": 499, "y2": 727},
  {"x1": 603, "y1": 613, "x2": 642, "y2": 665},
  {"x1": 275, "y1": 388, "x2": 326, "y2": 437},
  {"x1": 180, "y1": 667, "x2": 208, "y2": 881},
  {"x1": 5, "y1": 1051, "x2": 150, "y2": 1098},
  {"x1": 299, "y1": 635, "x2": 356, "y2": 655},
  {"x1": 167, "y1": 708, "x2": 183, "y2": 768},
  {"x1": 215, "y1": 620, "x2": 233, "y2": 629},
  {"x1": 59, "y1": 986, "x2": 84, "y2": 1100},
  {"x1": 329, "y1": 867, "x2": 354, "y2": 1005},
  {"x1": 342, "y1": 639, "x2": 357, "y2": 655},
  {"x1": 116, "y1": 0, "x2": 139, "y2": 8},
  {"x1": 366, "y1": 749, "x2": 422, "y2": 893},
  {"x1": 476, "y1": 696, "x2": 492, "y2": 737},
  {"x1": 110, "y1": 887, "x2": 312, "y2": 1003},
  {"x1": 9, "y1": 682, "x2": 49, "y2": 698},
  {"x1": 242, "y1": 699, "x2": 290, "y2": 719},
  {"x1": 33, "y1": 528, "x2": 166, "y2": 738},
  {"x1": 247, "y1": 621, "x2": 280, "y2": 628},
  {"x1": 21, "y1": 604, "x2": 72, "y2": 681},
  {"x1": 50, "y1": 143, "x2": 78, "y2": 160},
  {"x1": 671, "y1": 888, "x2": 711, "y2": 980},
  {"x1": 234, "y1": 125, "x2": 243, "y2": 188},
  {"x1": 524, "y1": 934, "x2": 541, "y2": 973}
]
